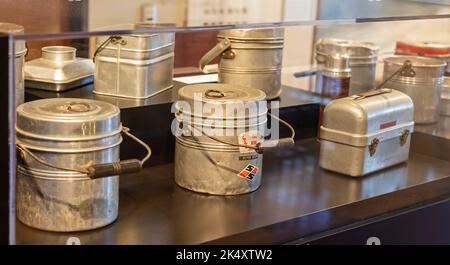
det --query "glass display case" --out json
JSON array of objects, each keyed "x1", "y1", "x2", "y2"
[{"x1": 1, "y1": 0, "x2": 450, "y2": 245}]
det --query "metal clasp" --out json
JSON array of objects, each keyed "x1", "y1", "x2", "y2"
[
  {"x1": 400, "y1": 129, "x2": 410, "y2": 146},
  {"x1": 110, "y1": 36, "x2": 127, "y2": 46},
  {"x1": 369, "y1": 138, "x2": 380, "y2": 157}
]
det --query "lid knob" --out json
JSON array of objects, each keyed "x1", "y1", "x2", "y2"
[
  {"x1": 205, "y1": 89, "x2": 225, "y2": 99},
  {"x1": 66, "y1": 102, "x2": 93, "y2": 113}
]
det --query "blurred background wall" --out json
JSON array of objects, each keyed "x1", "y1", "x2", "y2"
[{"x1": 1, "y1": 0, "x2": 449, "y2": 81}]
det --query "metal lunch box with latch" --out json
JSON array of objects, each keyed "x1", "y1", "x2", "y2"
[
  {"x1": 0, "y1": 22, "x2": 27, "y2": 107},
  {"x1": 16, "y1": 98, "x2": 150, "y2": 232},
  {"x1": 199, "y1": 28, "x2": 284, "y2": 100},
  {"x1": 395, "y1": 41, "x2": 450, "y2": 116},
  {"x1": 315, "y1": 38, "x2": 379, "y2": 96},
  {"x1": 24, "y1": 46, "x2": 94, "y2": 91},
  {"x1": 319, "y1": 88, "x2": 414, "y2": 177},
  {"x1": 94, "y1": 24, "x2": 175, "y2": 99},
  {"x1": 174, "y1": 83, "x2": 268, "y2": 195},
  {"x1": 383, "y1": 56, "x2": 446, "y2": 124}
]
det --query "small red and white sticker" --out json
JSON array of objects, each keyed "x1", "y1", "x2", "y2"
[
  {"x1": 380, "y1": 120, "x2": 397, "y2": 130},
  {"x1": 238, "y1": 131, "x2": 261, "y2": 154},
  {"x1": 238, "y1": 164, "x2": 259, "y2": 181}
]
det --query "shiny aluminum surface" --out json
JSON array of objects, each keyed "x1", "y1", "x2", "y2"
[
  {"x1": 320, "y1": 89, "x2": 414, "y2": 177},
  {"x1": 315, "y1": 38, "x2": 378, "y2": 96},
  {"x1": 24, "y1": 46, "x2": 94, "y2": 91},
  {"x1": 1, "y1": 22, "x2": 27, "y2": 106},
  {"x1": 383, "y1": 56, "x2": 446, "y2": 124},
  {"x1": 215, "y1": 28, "x2": 284, "y2": 99},
  {"x1": 175, "y1": 84, "x2": 267, "y2": 195},
  {"x1": 16, "y1": 98, "x2": 121, "y2": 232},
  {"x1": 94, "y1": 29, "x2": 175, "y2": 99}
]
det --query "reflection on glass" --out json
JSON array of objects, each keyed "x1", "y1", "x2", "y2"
[{"x1": 0, "y1": 0, "x2": 448, "y2": 37}]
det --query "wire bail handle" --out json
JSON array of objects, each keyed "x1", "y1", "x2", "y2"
[
  {"x1": 17, "y1": 126, "x2": 151, "y2": 179},
  {"x1": 376, "y1": 59, "x2": 416, "y2": 90},
  {"x1": 93, "y1": 36, "x2": 127, "y2": 63}
]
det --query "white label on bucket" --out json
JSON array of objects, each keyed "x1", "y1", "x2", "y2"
[{"x1": 238, "y1": 131, "x2": 261, "y2": 157}]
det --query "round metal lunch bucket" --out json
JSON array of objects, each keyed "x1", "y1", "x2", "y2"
[
  {"x1": 199, "y1": 28, "x2": 284, "y2": 100},
  {"x1": 383, "y1": 56, "x2": 446, "y2": 124},
  {"x1": 0, "y1": 22, "x2": 27, "y2": 107},
  {"x1": 16, "y1": 98, "x2": 121, "y2": 232},
  {"x1": 395, "y1": 41, "x2": 450, "y2": 116},
  {"x1": 174, "y1": 84, "x2": 268, "y2": 195},
  {"x1": 315, "y1": 38, "x2": 378, "y2": 96}
]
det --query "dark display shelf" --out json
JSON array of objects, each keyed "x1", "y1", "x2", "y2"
[
  {"x1": 15, "y1": 131, "x2": 450, "y2": 244},
  {"x1": 18, "y1": 82, "x2": 450, "y2": 245}
]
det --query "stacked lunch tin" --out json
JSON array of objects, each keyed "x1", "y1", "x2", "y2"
[
  {"x1": 174, "y1": 83, "x2": 267, "y2": 195},
  {"x1": 94, "y1": 24, "x2": 175, "y2": 99},
  {"x1": 200, "y1": 28, "x2": 284, "y2": 99},
  {"x1": 315, "y1": 38, "x2": 379, "y2": 96},
  {"x1": 0, "y1": 22, "x2": 27, "y2": 106},
  {"x1": 16, "y1": 98, "x2": 122, "y2": 231}
]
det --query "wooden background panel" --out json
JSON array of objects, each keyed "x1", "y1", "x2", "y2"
[
  {"x1": 174, "y1": 31, "x2": 218, "y2": 68},
  {"x1": 0, "y1": 0, "x2": 71, "y2": 60},
  {"x1": 1, "y1": 0, "x2": 218, "y2": 69}
]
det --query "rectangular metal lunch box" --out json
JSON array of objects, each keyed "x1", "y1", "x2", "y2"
[
  {"x1": 94, "y1": 24, "x2": 175, "y2": 99},
  {"x1": 319, "y1": 89, "x2": 414, "y2": 177}
]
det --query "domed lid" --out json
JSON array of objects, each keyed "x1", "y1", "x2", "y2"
[
  {"x1": 16, "y1": 98, "x2": 121, "y2": 140},
  {"x1": 0, "y1": 22, "x2": 26, "y2": 56},
  {"x1": 179, "y1": 83, "x2": 265, "y2": 103},
  {"x1": 177, "y1": 84, "x2": 267, "y2": 119}
]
